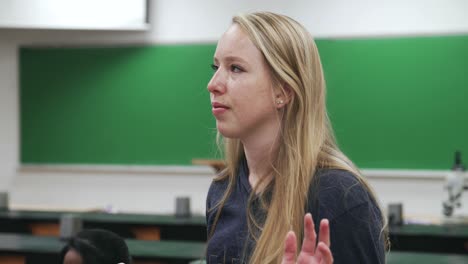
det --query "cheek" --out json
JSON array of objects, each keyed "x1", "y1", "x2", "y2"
[
  {"x1": 229, "y1": 77, "x2": 276, "y2": 118},
  {"x1": 234, "y1": 99, "x2": 277, "y2": 126}
]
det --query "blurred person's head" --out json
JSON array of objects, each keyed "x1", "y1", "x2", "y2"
[{"x1": 60, "y1": 229, "x2": 131, "y2": 264}]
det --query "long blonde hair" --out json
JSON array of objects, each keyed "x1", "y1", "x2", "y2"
[{"x1": 208, "y1": 12, "x2": 387, "y2": 264}]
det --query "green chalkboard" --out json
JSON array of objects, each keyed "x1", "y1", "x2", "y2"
[
  {"x1": 318, "y1": 36, "x2": 468, "y2": 169},
  {"x1": 21, "y1": 45, "x2": 218, "y2": 165},
  {"x1": 20, "y1": 35, "x2": 468, "y2": 169}
]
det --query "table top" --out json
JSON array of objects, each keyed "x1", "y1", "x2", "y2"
[
  {"x1": 389, "y1": 223, "x2": 468, "y2": 238},
  {"x1": 188, "y1": 251, "x2": 468, "y2": 264},
  {"x1": 386, "y1": 251, "x2": 468, "y2": 264},
  {"x1": 189, "y1": 251, "x2": 468, "y2": 264},
  {"x1": 4, "y1": 210, "x2": 467, "y2": 236},
  {"x1": 1, "y1": 233, "x2": 467, "y2": 263},
  {"x1": 0, "y1": 233, "x2": 64, "y2": 254},
  {"x1": 0, "y1": 210, "x2": 206, "y2": 226},
  {"x1": 0, "y1": 233, "x2": 205, "y2": 260}
]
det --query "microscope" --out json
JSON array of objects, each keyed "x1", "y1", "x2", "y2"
[{"x1": 443, "y1": 151, "x2": 468, "y2": 217}]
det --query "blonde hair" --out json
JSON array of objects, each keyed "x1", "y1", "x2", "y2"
[{"x1": 209, "y1": 12, "x2": 388, "y2": 263}]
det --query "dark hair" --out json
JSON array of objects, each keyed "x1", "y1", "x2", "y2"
[{"x1": 59, "y1": 229, "x2": 131, "y2": 264}]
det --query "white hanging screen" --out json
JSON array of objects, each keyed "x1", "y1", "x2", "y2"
[{"x1": 0, "y1": 0, "x2": 148, "y2": 30}]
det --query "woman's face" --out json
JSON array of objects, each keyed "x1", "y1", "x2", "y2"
[
  {"x1": 208, "y1": 24, "x2": 281, "y2": 142},
  {"x1": 63, "y1": 249, "x2": 83, "y2": 264}
]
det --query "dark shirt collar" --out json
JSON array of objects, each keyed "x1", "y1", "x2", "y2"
[{"x1": 239, "y1": 156, "x2": 252, "y2": 193}]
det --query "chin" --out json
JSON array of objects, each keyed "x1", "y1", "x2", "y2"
[{"x1": 216, "y1": 124, "x2": 240, "y2": 139}]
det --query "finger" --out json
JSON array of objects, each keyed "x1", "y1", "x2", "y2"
[
  {"x1": 300, "y1": 213, "x2": 317, "y2": 255},
  {"x1": 318, "y1": 219, "x2": 331, "y2": 247},
  {"x1": 316, "y1": 242, "x2": 333, "y2": 264},
  {"x1": 282, "y1": 231, "x2": 297, "y2": 264}
]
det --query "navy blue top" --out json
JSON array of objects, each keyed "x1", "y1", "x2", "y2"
[{"x1": 206, "y1": 158, "x2": 385, "y2": 264}]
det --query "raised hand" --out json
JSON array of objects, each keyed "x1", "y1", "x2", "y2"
[{"x1": 281, "y1": 213, "x2": 333, "y2": 264}]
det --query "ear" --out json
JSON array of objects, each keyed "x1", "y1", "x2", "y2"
[{"x1": 274, "y1": 83, "x2": 293, "y2": 109}]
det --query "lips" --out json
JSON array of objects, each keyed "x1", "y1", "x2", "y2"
[
  {"x1": 212, "y1": 102, "x2": 229, "y2": 109},
  {"x1": 211, "y1": 102, "x2": 229, "y2": 116}
]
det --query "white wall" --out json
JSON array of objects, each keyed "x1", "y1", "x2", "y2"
[
  {"x1": 12, "y1": 165, "x2": 214, "y2": 214},
  {"x1": 1, "y1": 0, "x2": 468, "y2": 219},
  {"x1": 0, "y1": 40, "x2": 17, "y2": 193}
]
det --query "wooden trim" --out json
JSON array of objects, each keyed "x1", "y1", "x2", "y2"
[
  {"x1": 18, "y1": 164, "x2": 214, "y2": 176},
  {"x1": 0, "y1": 256, "x2": 25, "y2": 264},
  {"x1": 29, "y1": 223, "x2": 60, "y2": 236},
  {"x1": 131, "y1": 226, "x2": 161, "y2": 241},
  {"x1": 192, "y1": 159, "x2": 225, "y2": 173}
]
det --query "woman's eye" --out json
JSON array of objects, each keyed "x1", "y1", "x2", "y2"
[
  {"x1": 211, "y1": 64, "x2": 219, "y2": 71},
  {"x1": 230, "y1": 65, "x2": 243, "y2": 73}
]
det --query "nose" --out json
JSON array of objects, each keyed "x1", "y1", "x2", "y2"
[{"x1": 207, "y1": 68, "x2": 226, "y2": 95}]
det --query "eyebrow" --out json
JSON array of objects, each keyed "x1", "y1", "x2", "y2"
[{"x1": 213, "y1": 55, "x2": 249, "y2": 65}]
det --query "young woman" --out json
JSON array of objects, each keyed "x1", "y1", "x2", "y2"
[
  {"x1": 206, "y1": 12, "x2": 387, "y2": 264},
  {"x1": 60, "y1": 229, "x2": 131, "y2": 264}
]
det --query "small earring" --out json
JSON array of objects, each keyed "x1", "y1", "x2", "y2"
[{"x1": 276, "y1": 99, "x2": 284, "y2": 105}]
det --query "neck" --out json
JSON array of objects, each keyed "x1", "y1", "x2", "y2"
[{"x1": 242, "y1": 124, "x2": 280, "y2": 191}]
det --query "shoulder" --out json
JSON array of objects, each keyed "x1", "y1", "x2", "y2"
[
  {"x1": 315, "y1": 168, "x2": 360, "y2": 187},
  {"x1": 308, "y1": 169, "x2": 375, "y2": 221},
  {"x1": 309, "y1": 169, "x2": 386, "y2": 262},
  {"x1": 313, "y1": 168, "x2": 368, "y2": 204},
  {"x1": 307, "y1": 169, "x2": 386, "y2": 263}
]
